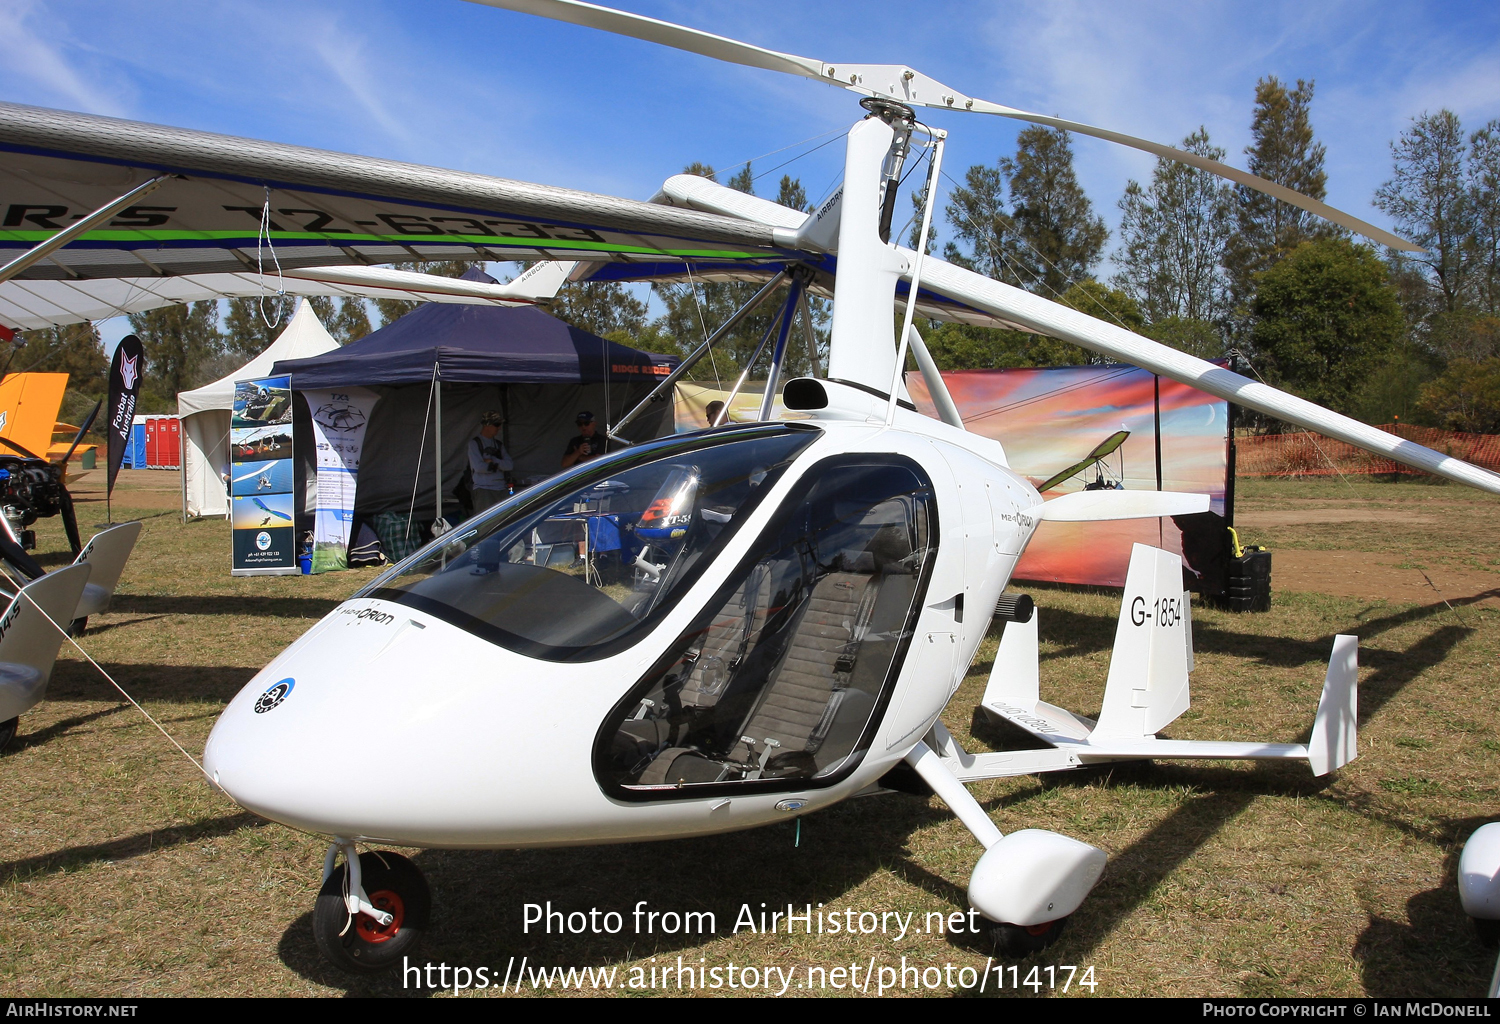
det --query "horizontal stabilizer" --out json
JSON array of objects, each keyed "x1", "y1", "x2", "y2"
[
  {"x1": 1031, "y1": 490, "x2": 1209, "y2": 522},
  {"x1": 1307, "y1": 635, "x2": 1359, "y2": 776}
]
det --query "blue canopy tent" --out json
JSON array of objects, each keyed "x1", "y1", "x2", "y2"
[{"x1": 272, "y1": 270, "x2": 678, "y2": 547}]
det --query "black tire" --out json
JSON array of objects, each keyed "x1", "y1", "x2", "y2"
[
  {"x1": 0, "y1": 717, "x2": 16, "y2": 754},
  {"x1": 67, "y1": 617, "x2": 87, "y2": 638},
  {"x1": 313, "y1": 851, "x2": 431, "y2": 973},
  {"x1": 1474, "y1": 916, "x2": 1500, "y2": 948},
  {"x1": 989, "y1": 916, "x2": 1069, "y2": 957}
]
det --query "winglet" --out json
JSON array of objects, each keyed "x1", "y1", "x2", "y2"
[
  {"x1": 1307, "y1": 634, "x2": 1358, "y2": 776},
  {"x1": 1092, "y1": 544, "x2": 1191, "y2": 739}
]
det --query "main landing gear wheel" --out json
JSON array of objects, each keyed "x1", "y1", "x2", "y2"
[
  {"x1": 1473, "y1": 916, "x2": 1500, "y2": 948},
  {"x1": 988, "y1": 916, "x2": 1069, "y2": 957},
  {"x1": 313, "y1": 851, "x2": 431, "y2": 973},
  {"x1": 0, "y1": 717, "x2": 16, "y2": 754}
]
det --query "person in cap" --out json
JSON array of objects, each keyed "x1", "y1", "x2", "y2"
[
  {"x1": 561, "y1": 411, "x2": 605, "y2": 469},
  {"x1": 469, "y1": 411, "x2": 513, "y2": 513}
]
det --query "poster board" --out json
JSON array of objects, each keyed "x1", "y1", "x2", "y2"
[
  {"x1": 907, "y1": 364, "x2": 1231, "y2": 591},
  {"x1": 229, "y1": 375, "x2": 299, "y2": 575}
]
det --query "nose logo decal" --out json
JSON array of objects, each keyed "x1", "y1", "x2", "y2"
[{"x1": 254, "y1": 678, "x2": 295, "y2": 714}]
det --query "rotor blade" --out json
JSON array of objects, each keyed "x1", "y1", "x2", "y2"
[
  {"x1": 476, "y1": 0, "x2": 1418, "y2": 252},
  {"x1": 958, "y1": 99, "x2": 1418, "y2": 251},
  {"x1": 913, "y1": 251, "x2": 1500, "y2": 495},
  {"x1": 464, "y1": 0, "x2": 826, "y2": 79}
]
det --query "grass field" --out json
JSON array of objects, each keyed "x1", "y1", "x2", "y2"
[{"x1": 0, "y1": 468, "x2": 1496, "y2": 997}]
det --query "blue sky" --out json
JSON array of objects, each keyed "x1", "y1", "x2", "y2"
[{"x1": 3, "y1": 0, "x2": 1498, "y2": 347}]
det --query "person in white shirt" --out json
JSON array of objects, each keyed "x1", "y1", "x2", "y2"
[{"x1": 469, "y1": 411, "x2": 513, "y2": 513}]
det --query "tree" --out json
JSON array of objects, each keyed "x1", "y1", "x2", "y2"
[
  {"x1": 304, "y1": 296, "x2": 373, "y2": 345},
  {"x1": 1468, "y1": 119, "x2": 1500, "y2": 315},
  {"x1": 1415, "y1": 357, "x2": 1500, "y2": 433},
  {"x1": 1375, "y1": 110, "x2": 1473, "y2": 316},
  {"x1": 1223, "y1": 77, "x2": 1334, "y2": 308},
  {"x1": 943, "y1": 163, "x2": 1013, "y2": 282},
  {"x1": 127, "y1": 301, "x2": 222, "y2": 406},
  {"x1": 549, "y1": 282, "x2": 649, "y2": 339},
  {"x1": 776, "y1": 175, "x2": 809, "y2": 213},
  {"x1": 1001, "y1": 127, "x2": 1108, "y2": 295},
  {"x1": 10, "y1": 322, "x2": 110, "y2": 430},
  {"x1": 1250, "y1": 238, "x2": 1405, "y2": 414},
  {"x1": 1112, "y1": 128, "x2": 1234, "y2": 329},
  {"x1": 9, "y1": 322, "x2": 108, "y2": 389},
  {"x1": 222, "y1": 296, "x2": 283, "y2": 360}
]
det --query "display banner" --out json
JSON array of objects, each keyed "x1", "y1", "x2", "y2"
[
  {"x1": 907, "y1": 364, "x2": 1231, "y2": 591},
  {"x1": 105, "y1": 334, "x2": 144, "y2": 502},
  {"x1": 303, "y1": 387, "x2": 379, "y2": 572},
  {"x1": 230, "y1": 375, "x2": 298, "y2": 575}
]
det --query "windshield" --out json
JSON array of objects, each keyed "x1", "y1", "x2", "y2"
[{"x1": 362, "y1": 424, "x2": 820, "y2": 661}]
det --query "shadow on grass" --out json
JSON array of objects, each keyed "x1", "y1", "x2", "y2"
[
  {"x1": 108, "y1": 595, "x2": 342, "y2": 619},
  {"x1": 0, "y1": 811, "x2": 265, "y2": 884},
  {"x1": 8, "y1": 704, "x2": 129, "y2": 753},
  {"x1": 1354, "y1": 812, "x2": 1497, "y2": 998},
  {"x1": 45, "y1": 661, "x2": 259, "y2": 704}
]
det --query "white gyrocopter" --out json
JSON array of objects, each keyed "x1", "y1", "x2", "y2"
[{"x1": 1, "y1": 0, "x2": 1495, "y2": 974}]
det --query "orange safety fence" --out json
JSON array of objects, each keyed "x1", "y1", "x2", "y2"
[{"x1": 1235, "y1": 424, "x2": 1500, "y2": 477}]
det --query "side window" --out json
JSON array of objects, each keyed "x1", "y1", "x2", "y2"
[{"x1": 595, "y1": 457, "x2": 935, "y2": 799}]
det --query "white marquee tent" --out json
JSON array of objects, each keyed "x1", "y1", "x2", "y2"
[{"x1": 178, "y1": 300, "x2": 338, "y2": 518}]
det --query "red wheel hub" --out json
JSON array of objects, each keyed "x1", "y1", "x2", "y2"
[
  {"x1": 355, "y1": 890, "x2": 406, "y2": 943},
  {"x1": 1024, "y1": 922, "x2": 1054, "y2": 937}
]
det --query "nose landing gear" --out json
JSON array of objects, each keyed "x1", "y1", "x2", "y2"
[{"x1": 313, "y1": 843, "x2": 431, "y2": 973}]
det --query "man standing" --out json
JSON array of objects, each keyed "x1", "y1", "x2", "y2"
[
  {"x1": 470, "y1": 411, "x2": 513, "y2": 513},
  {"x1": 561, "y1": 410, "x2": 605, "y2": 469}
]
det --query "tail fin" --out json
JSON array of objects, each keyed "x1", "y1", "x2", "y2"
[
  {"x1": 1307, "y1": 634, "x2": 1358, "y2": 775},
  {"x1": 1093, "y1": 544, "x2": 1191, "y2": 739},
  {"x1": 0, "y1": 564, "x2": 91, "y2": 721},
  {"x1": 73, "y1": 521, "x2": 142, "y2": 617},
  {"x1": 982, "y1": 612, "x2": 1039, "y2": 710}
]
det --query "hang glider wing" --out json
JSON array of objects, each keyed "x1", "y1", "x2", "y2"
[
  {"x1": 0, "y1": 102, "x2": 789, "y2": 287},
  {"x1": 1037, "y1": 430, "x2": 1131, "y2": 493},
  {"x1": 0, "y1": 262, "x2": 573, "y2": 331}
]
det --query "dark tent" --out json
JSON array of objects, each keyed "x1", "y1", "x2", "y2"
[{"x1": 272, "y1": 270, "x2": 679, "y2": 540}]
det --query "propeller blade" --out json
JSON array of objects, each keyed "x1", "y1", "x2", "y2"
[
  {"x1": 474, "y1": 0, "x2": 1419, "y2": 252},
  {"x1": 58, "y1": 484, "x2": 81, "y2": 557}
]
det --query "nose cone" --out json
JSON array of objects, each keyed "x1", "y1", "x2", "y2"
[{"x1": 204, "y1": 601, "x2": 620, "y2": 847}]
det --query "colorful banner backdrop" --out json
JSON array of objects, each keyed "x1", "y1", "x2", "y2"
[
  {"x1": 230, "y1": 375, "x2": 298, "y2": 575},
  {"x1": 303, "y1": 387, "x2": 379, "y2": 573},
  {"x1": 105, "y1": 335, "x2": 144, "y2": 499},
  {"x1": 906, "y1": 365, "x2": 1230, "y2": 590}
]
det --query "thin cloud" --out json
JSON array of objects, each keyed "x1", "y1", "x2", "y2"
[{"x1": 0, "y1": 0, "x2": 128, "y2": 116}]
